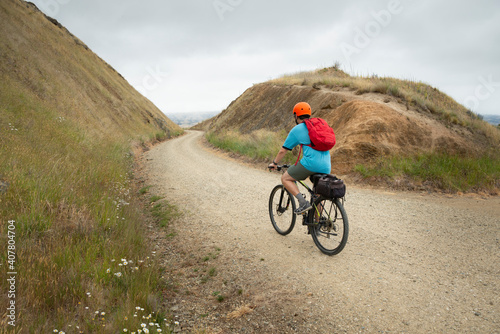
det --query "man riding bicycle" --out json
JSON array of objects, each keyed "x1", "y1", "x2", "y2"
[{"x1": 268, "y1": 102, "x2": 331, "y2": 215}]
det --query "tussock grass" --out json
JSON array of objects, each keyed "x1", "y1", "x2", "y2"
[
  {"x1": 0, "y1": 80, "x2": 179, "y2": 332},
  {"x1": 271, "y1": 67, "x2": 500, "y2": 146},
  {"x1": 0, "y1": 1, "x2": 184, "y2": 331},
  {"x1": 206, "y1": 129, "x2": 297, "y2": 162},
  {"x1": 354, "y1": 152, "x2": 500, "y2": 193}
]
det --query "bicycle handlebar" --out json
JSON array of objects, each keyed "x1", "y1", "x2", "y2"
[{"x1": 268, "y1": 164, "x2": 291, "y2": 172}]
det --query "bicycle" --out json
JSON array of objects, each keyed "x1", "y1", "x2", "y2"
[{"x1": 268, "y1": 164, "x2": 349, "y2": 256}]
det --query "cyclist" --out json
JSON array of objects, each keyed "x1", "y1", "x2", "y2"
[{"x1": 268, "y1": 102, "x2": 331, "y2": 215}]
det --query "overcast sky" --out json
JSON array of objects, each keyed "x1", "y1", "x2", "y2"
[{"x1": 29, "y1": 0, "x2": 500, "y2": 115}]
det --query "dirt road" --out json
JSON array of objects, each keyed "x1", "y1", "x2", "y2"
[{"x1": 144, "y1": 130, "x2": 499, "y2": 333}]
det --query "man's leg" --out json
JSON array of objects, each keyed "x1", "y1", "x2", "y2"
[
  {"x1": 282, "y1": 171, "x2": 311, "y2": 214},
  {"x1": 281, "y1": 171, "x2": 299, "y2": 196}
]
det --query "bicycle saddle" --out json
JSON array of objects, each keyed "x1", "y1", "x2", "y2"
[{"x1": 309, "y1": 173, "x2": 329, "y2": 186}]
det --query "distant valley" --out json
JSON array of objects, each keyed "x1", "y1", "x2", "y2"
[
  {"x1": 166, "y1": 111, "x2": 219, "y2": 128},
  {"x1": 482, "y1": 114, "x2": 500, "y2": 126}
]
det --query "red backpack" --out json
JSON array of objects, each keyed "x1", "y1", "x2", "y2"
[{"x1": 303, "y1": 118, "x2": 336, "y2": 151}]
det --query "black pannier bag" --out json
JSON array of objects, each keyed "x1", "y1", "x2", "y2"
[{"x1": 313, "y1": 174, "x2": 346, "y2": 199}]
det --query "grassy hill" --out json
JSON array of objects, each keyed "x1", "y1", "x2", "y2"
[
  {"x1": 0, "y1": 0, "x2": 182, "y2": 331},
  {"x1": 204, "y1": 67, "x2": 500, "y2": 193}
]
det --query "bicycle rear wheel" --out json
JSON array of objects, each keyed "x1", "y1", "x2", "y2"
[
  {"x1": 309, "y1": 197, "x2": 348, "y2": 255},
  {"x1": 269, "y1": 185, "x2": 296, "y2": 235}
]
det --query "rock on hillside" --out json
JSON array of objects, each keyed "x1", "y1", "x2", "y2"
[
  {"x1": 0, "y1": 0, "x2": 180, "y2": 140},
  {"x1": 205, "y1": 82, "x2": 495, "y2": 173}
]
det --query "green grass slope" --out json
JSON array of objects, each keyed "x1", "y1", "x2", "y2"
[{"x1": 0, "y1": 0, "x2": 182, "y2": 331}]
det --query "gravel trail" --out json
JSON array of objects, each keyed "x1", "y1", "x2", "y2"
[{"x1": 144, "y1": 130, "x2": 499, "y2": 333}]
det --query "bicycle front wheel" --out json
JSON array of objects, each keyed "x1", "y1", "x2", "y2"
[
  {"x1": 268, "y1": 185, "x2": 296, "y2": 235},
  {"x1": 309, "y1": 197, "x2": 348, "y2": 255}
]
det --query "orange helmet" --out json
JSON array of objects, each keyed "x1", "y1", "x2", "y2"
[{"x1": 293, "y1": 102, "x2": 311, "y2": 117}]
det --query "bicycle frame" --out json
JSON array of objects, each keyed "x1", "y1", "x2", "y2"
[
  {"x1": 272, "y1": 164, "x2": 338, "y2": 226},
  {"x1": 296, "y1": 179, "x2": 333, "y2": 225}
]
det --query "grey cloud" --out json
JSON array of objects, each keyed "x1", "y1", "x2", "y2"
[{"x1": 28, "y1": 0, "x2": 500, "y2": 114}]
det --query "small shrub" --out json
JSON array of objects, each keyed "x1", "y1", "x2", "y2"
[{"x1": 150, "y1": 195, "x2": 163, "y2": 203}]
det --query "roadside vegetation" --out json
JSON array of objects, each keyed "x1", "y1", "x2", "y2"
[
  {"x1": 0, "y1": 2, "x2": 187, "y2": 332},
  {"x1": 207, "y1": 126, "x2": 499, "y2": 193},
  {"x1": 206, "y1": 129, "x2": 297, "y2": 162},
  {"x1": 354, "y1": 152, "x2": 500, "y2": 193},
  {"x1": 0, "y1": 81, "x2": 183, "y2": 332}
]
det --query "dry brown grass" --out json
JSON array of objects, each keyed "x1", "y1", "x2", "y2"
[
  {"x1": 270, "y1": 67, "x2": 500, "y2": 147},
  {"x1": 226, "y1": 304, "x2": 254, "y2": 319},
  {"x1": 1, "y1": 0, "x2": 180, "y2": 142},
  {"x1": 0, "y1": 0, "x2": 182, "y2": 332}
]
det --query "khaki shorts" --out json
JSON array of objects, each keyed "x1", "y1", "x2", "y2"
[{"x1": 287, "y1": 161, "x2": 315, "y2": 180}]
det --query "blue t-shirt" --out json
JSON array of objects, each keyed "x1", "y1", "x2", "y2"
[{"x1": 283, "y1": 123, "x2": 331, "y2": 174}]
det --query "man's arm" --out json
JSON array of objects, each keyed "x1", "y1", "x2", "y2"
[
  {"x1": 268, "y1": 146, "x2": 290, "y2": 169},
  {"x1": 269, "y1": 128, "x2": 297, "y2": 169}
]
